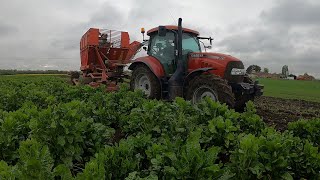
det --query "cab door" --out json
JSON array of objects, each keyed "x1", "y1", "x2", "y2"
[{"x1": 148, "y1": 32, "x2": 176, "y2": 76}]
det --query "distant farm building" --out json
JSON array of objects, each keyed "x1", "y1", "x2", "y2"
[
  {"x1": 252, "y1": 72, "x2": 281, "y2": 79},
  {"x1": 297, "y1": 73, "x2": 315, "y2": 81}
]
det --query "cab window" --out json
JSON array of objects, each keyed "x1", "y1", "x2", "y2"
[
  {"x1": 182, "y1": 33, "x2": 201, "y2": 54},
  {"x1": 148, "y1": 32, "x2": 175, "y2": 61}
]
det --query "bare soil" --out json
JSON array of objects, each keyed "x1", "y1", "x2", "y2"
[{"x1": 254, "y1": 96, "x2": 320, "y2": 131}]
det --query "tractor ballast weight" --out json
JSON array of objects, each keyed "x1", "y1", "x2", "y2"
[{"x1": 78, "y1": 28, "x2": 141, "y2": 90}]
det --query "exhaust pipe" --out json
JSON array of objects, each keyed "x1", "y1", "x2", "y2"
[{"x1": 168, "y1": 18, "x2": 184, "y2": 100}]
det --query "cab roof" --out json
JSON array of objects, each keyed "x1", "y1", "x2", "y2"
[{"x1": 147, "y1": 25, "x2": 199, "y2": 36}]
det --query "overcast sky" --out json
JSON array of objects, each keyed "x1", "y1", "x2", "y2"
[{"x1": 0, "y1": 0, "x2": 319, "y2": 77}]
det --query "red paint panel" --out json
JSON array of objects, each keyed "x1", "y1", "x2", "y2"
[
  {"x1": 121, "y1": 32, "x2": 130, "y2": 48},
  {"x1": 124, "y1": 41, "x2": 142, "y2": 63},
  {"x1": 188, "y1": 52, "x2": 241, "y2": 78},
  {"x1": 80, "y1": 28, "x2": 99, "y2": 49}
]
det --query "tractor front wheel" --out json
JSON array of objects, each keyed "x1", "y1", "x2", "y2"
[
  {"x1": 130, "y1": 65, "x2": 161, "y2": 99},
  {"x1": 186, "y1": 74, "x2": 235, "y2": 107}
]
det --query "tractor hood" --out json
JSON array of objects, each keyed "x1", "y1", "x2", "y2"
[{"x1": 188, "y1": 52, "x2": 245, "y2": 81}]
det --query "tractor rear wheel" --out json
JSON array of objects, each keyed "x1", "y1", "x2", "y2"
[
  {"x1": 130, "y1": 65, "x2": 161, "y2": 99},
  {"x1": 186, "y1": 74, "x2": 235, "y2": 107}
]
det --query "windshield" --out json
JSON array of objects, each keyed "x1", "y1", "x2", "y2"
[{"x1": 182, "y1": 33, "x2": 201, "y2": 53}]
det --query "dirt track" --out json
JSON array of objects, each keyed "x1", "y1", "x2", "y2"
[{"x1": 254, "y1": 96, "x2": 320, "y2": 131}]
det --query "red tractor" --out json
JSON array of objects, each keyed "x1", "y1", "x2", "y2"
[{"x1": 75, "y1": 18, "x2": 263, "y2": 110}]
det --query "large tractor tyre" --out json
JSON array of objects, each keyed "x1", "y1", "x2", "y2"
[
  {"x1": 130, "y1": 65, "x2": 161, "y2": 99},
  {"x1": 234, "y1": 75, "x2": 255, "y2": 112},
  {"x1": 186, "y1": 74, "x2": 235, "y2": 107}
]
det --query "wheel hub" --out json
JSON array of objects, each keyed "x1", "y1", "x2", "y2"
[
  {"x1": 193, "y1": 86, "x2": 218, "y2": 104},
  {"x1": 135, "y1": 73, "x2": 151, "y2": 96}
]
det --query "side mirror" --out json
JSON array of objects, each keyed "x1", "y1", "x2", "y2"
[
  {"x1": 143, "y1": 46, "x2": 147, "y2": 51},
  {"x1": 206, "y1": 45, "x2": 212, "y2": 49},
  {"x1": 158, "y1": 26, "x2": 167, "y2": 37}
]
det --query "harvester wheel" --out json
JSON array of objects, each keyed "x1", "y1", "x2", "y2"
[
  {"x1": 70, "y1": 71, "x2": 80, "y2": 79},
  {"x1": 130, "y1": 65, "x2": 161, "y2": 99},
  {"x1": 70, "y1": 71, "x2": 80, "y2": 85},
  {"x1": 186, "y1": 74, "x2": 235, "y2": 107},
  {"x1": 79, "y1": 76, "x2": 93, "y2": 85}
]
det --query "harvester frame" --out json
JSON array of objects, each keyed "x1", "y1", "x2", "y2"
[{"x1": 73, "y1": 28, "x2": 141, "y2": 90}]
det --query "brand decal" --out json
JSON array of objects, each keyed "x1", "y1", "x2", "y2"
[
  {"x1": 190, "y1": 54, "x2": 224, "y2": 60},
  {"x1": 190, "y1": 54, "x2": 204, "y2": 58}
]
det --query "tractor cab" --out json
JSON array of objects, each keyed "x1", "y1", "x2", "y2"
[{"x1": 146, "y1": 26, "x2": 201, "y2": 76}]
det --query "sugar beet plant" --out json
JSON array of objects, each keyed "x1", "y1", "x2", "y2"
[{"x1": 0, "y1": 75, "x2": 319, "y2": 179}]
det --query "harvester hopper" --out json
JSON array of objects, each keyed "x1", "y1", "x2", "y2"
[{"x1": 73, "y1": 28, "x2": 142, "y2": 90}]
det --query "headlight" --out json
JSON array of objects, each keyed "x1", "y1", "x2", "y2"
[{"x1": 230, "y1": 68, "x2": 245, "y2": 75}]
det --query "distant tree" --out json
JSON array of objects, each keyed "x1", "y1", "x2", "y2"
[
  {"x1": 263, "y1": 68, "x2": 269, "y2": 73},
  {"x1": 0, "y1": 69, "x2": 69, "y2": 75},
  {"x1": 246, "y1": 65, "x2": 261, "y2": 74},
  {"x1": 246, "y1": 66, "x2": 252, "y2": 74},
  {"x1": 282, "y1": 65, "x2": 289, "y2": 78},
  {"x1": 255, "y1": 65, "x2": 261, "y2": 72}
]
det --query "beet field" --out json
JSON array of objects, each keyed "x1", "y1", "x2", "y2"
[{"x1": 0, "y1": 75, "x2": 319, "y2": 179}]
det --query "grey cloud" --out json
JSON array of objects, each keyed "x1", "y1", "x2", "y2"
[
  {"x1": 261, "y1": 0, "x2": 320, "y2": 26},
  {"x1": 51, "y1": 2, "x2": 127, "y2": 47},
  {"x1": 127, "y1": 0, "x2": 180, "y2": 24},
  {"x1": 0, "y1": 23, "x2": 18, "y2": 36},
  {"x1": 0, "y1": 0, "x2": 319, "y2": 78},
  {"x1": 215, "y1": 0, "x2": 320, "y2": 78},
  {"x1": 112, "y1": 1, "x2": 173, "y2": 42},
  {"x1": 87, "y1": 3, "x2": 126, "y2": 28},
  {"x1": 218, "y1": 28, "x2": 293, "y2": 54}
]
